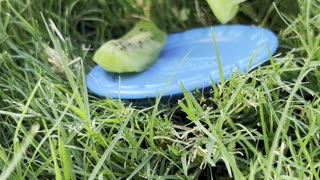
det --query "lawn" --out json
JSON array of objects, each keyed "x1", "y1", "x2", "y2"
[{"x1": 0, "y1": 0, "x2": 320, "y2": 179}]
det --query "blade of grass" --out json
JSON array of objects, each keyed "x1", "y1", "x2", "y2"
[
  {"x1": 0, "y1": 123, "x2": 40, "y2": 180},
  {"x1": 266, "y1": 1, "x2": 316, "y2": 177},
  {"x1": 126, "y1": 154, "x2": 153, "y2": 179},
  {"x1": 88, "y1": 109, "x2": 132, "y2": 180},
  {"x1": 211, "y1": 27, "x2": 224, "y2": 85}
]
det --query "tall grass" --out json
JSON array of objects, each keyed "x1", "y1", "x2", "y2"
[{"x1": 0, "y1": 0, "x2": 319, "y2": 179}]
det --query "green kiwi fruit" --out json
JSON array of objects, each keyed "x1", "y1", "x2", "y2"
[{"x1": 93, "y1": 20, "x2": 167, "y2": 73}]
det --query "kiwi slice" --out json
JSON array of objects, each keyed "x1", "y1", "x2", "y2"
[
  {"x1": 93, "y1": 20, "x2": 167, "y2": 73},
  {"x1": 206, "y1": 0, "x2": 246, "y2": 24}
]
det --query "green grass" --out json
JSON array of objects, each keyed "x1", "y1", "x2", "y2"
[{"x1": 0, "y1": 0, "x2": 320, "y2": 179}]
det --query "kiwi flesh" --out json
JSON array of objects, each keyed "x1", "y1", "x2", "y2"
[{"x1": 93, "y1": 20, "x2": 167, "y2": 73}]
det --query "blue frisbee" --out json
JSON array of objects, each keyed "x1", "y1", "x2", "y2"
[{"x1": 87, "y1": 25, "x2": 278, "y2": 99}]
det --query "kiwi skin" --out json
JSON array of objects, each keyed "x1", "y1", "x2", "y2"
[{"x1": 93, "y1": 20, "x2": 167, "y2": 73}]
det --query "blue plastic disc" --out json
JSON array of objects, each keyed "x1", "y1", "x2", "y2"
[{"x1": 87, "y1": 25, "x2": 278, "y2": 99}]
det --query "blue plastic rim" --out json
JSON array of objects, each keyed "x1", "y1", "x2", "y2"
[{"x1": 87, "y1": 25, "x2": 278, "y2": 99}]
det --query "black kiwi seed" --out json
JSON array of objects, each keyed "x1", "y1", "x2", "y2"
[
  {"x1": 119, "y1": 43, "x2": 126, "y2": 50},
  {"x1": 139, "y1": 28, "x2": 145, "y2": 32},
  {"x1": 138, "y1": 41, "x2": 143, "y2": 48},
  {"x1": 120, "y1": 46, "x2": 126, "y2": 51}
]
